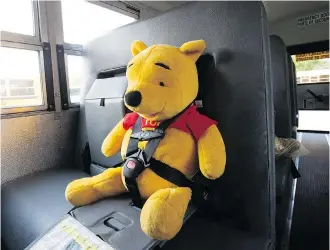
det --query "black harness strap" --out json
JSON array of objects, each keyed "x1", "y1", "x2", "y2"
[
  {"x1": 123, "y1": 105, "x2": 205, "y2": 208},
  {"x1": 125, "y1": 117, "x2": 142, "y2": 157},
  {"x1": 123, "y1": 117, "x2": 176, "y2": 208},
  {"x1": 149, "y1": 158, "x2": 194, "y2": 188},
  {"x1": 291, "y1": 159, "x2": 301, "y2": 179},
  {"x1": 149, "y1": 158, "x2": 210, "y2": 207},
  {"x1": 123, "y1": 117, "x2": 143, "y2": 207},
  {"x1": 125, "y1": 176, "x2": 144, "y2": 208},
  {"x1": 143, "y1": 118, "x2": 175, "y2": 162}
]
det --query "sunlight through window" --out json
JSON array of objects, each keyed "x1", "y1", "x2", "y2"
[
  {"x1": 61, "y1": 1, "x2": 136, "y2": 45},
  {"x1": 0, "y1": 0, "x2": 35, "y2": 35},
  {"x1": 0, "y1": 47, "x2": 43, "y2": 109}
]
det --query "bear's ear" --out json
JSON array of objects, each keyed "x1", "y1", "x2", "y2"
[
  {"x1": 131, "y1": 40, "x2": 148, "y2": 56},
  {"x1": 179, "y1": 40, "x2": 206, "y2": 62}
]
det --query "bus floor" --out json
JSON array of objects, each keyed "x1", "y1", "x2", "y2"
[{"x1": 289, "y1": 132, "x2": 329, "y2": 250}]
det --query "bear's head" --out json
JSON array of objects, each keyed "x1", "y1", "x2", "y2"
[{"x1": 125, "y1": 40, "x2": 206, "y2": 121}]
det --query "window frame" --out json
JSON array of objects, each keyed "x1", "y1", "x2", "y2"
[
  {"x1": 1, "y1": 0, "x2": 41, "y2": 45},
  {"x1": 60, "y1": 0, "x2": 138, "y2": 53},
  {"x1": 0, "y1": 1, "x2": 51, "y2": 115},
  {"x1": 1, "y1": 0, "x2": 139, "y2": 115},
  {"x1": 291, "y1": 52, "x2": 329, "y2": 86},
  {"x1": 57, "y1": 0, "x2": 138, "y2": 106},
  {"x1": 287, "y1": 40, "x2": 329, "y2": 56},
  {"x1": 289, "y1": 40, "x2": 329, "y2": 87},
  {"x1": 90, "y1": 1, "x2": 140, "y2": 19},
  {"x1": 0, "y1": 41, "x2": 48, "y2": 114}
]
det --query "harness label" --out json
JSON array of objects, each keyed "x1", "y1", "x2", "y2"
[{"x1": 142, "y1": 119, "x2": 160, "y2": 129}]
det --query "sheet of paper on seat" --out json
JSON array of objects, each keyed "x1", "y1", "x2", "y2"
[{"x1": 30, "y1": 216, "x2": 115, "y2": 250}]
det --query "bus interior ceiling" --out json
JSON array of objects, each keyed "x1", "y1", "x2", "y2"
[{"x1": 1, "y1": 1, "x2": 329, "y2": 250}]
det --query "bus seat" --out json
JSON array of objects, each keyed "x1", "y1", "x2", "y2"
[
  {"x1": 77, "y1": 1, "x2": 276, "y2": 249},
  {"x1": 2, "y1": 2, "x2": 276, "y2": 250},
  {"x1": 269, "y1": 35, "x2": 295, "y2": 244},
  {"x1": 84, "y1": 76, "x2": 128, "y2": 175},
  {"x1": 1, "y1": 168, "x2": 89, "y2": 250},
  {"x1": 164, "y1": 215, "x2": 272, "y2": 249},
  {"x1": 288, "y1": 58, "x2": 299, "y2": 133},
  {"x1": 270, "y1": 35, "x2": 293, "y2": 139},
  {"x1": 270, "y1": 35, "x2": 294, "y2": 201}
]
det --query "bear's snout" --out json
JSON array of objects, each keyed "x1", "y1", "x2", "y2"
[{"x1": 125, "y1": 91, "x2": 142, "y2": 107}]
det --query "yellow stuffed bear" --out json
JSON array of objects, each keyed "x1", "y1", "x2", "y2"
[{"x1": 65, "y1": 40, "x2": 226, "y2": 240}]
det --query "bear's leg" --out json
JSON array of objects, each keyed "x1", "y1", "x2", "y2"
[
  {"x1": 140, "y1": 187, "x2": 191, "y2": 240},
  {"x1": 65, "y1": 167, "x2": 126, "y2": 206}
]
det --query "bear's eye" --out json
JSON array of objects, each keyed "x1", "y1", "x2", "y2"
[
  {"x1": 155, "y1": 62, "x2": 170, "y2": 70},
  {"x1": 128, "y1": 63, "x2": 133, "y2": 68},
  {"x1": 159, "y1": 82, "x2": 165, "y2": 87}
]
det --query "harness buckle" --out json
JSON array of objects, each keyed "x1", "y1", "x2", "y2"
[{"x1": 123, "y1": 149, "x2": 150, "y2": 180}]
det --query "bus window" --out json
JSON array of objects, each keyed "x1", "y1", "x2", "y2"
[
  {"x1": 61, "y1": 1, "x2": 136, "y2": 45},
  {"x1": 0, "y1": 0, "x2": 35, "y2": 36},
  {"x1": 0, "y1": 48, "x2": 43, "y2": 109},
  {"x1": 66, "y1": 55, "x2": 84, "y2": 104},
  {"x1": 292, "y1": 51, "x2": 329, "y2": 132},
  {"x1": 292, "y1": 51, "x2": 329, "y2": 84},
  {"x1": 61, "y1": 1, "x2": 137, "y2": 105},
  {"x1": 0, "y1": 1, "x2": 137, "y2": 113}
]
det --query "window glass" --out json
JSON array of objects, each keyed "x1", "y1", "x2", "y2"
[
  {"x1": 298, "y1": 110, "x2": 329, "y2": 132},
  {"x1": 292, "y1": 51, "x2": 329, "y2": 84},
  {"x1": 67, "y1": 55, "x2": 84, "y2": 103},
  {"x1": 0, "y1": 0, "x2": 35, "y2": 36},
  {"x1": 9, "y1": 79, "x2": 35, "y2": 96},
  {"x1": 0, "y1": 47, "x2": 43, "y2": 109},
  {"x1": 61, "y1": 1, "x2": 136, "y2": 45},
  {"x1": 0, "y1": 79, "x2": 6, "y2": 97},
  {"x1": 293, "y1": 51, "x2": 329, "y2": 131}
]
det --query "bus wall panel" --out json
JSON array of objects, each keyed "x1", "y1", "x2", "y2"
[{"x1": 1, "y1": 110, "x2": 79, "y2": 184}]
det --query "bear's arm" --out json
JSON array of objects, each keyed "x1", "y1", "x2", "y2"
[
  {"x1": 102, "y1": 113, "x2": 139, "y2": 157},
  {"x1": 101, "y1": 119, "x2": 127, "y2": 157},
  {"x1": 197, "y1": 125, "x2": 226, "y2": 179}
]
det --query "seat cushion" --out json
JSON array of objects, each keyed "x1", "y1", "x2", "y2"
[
  {"x1": 1, "y1": 168, "x2": 89, "y2": 250},
  {"x1": 164, "y1": 214, "x2": 273, "y2": 250}
]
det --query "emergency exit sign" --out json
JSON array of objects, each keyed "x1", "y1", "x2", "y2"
[{"x1": 297, "y1": 11, "x2": 329, "y2": 27}]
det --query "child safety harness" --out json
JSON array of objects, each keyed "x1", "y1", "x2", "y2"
[{"x1": 121, "y1": 106, "x2": 213, "y2": 208}]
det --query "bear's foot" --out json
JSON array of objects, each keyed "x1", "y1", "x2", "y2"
[
  {"x1": 140, "y1": 187, "x2": 191, "y2": 240},
  {"x1": 65, "y1": 167, "x2": 126, "y2": 206}
]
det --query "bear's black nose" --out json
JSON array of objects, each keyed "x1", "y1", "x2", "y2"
[{"x1": 125, "y1": 91, "x2": 142, "y2": 107}]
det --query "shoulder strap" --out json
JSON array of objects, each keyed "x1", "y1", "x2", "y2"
[
  {"x1": 143, "y1": 105, "x2": 194, "y2": 162},
  {"x1": 125, "y1": 116, "x2": 142, "y2": 157},
  {"x1": 126, "y1": 104, "x2": 193, "y2": 160},
  {"x1": 143, "y1": 117, "x2": 176, "y2": 162},
  {"x1": 125, "y1": 112, "x2": 181, "y2": 162}
]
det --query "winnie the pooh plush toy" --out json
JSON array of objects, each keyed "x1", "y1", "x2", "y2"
[{"x1": 65, "y1": 40, "x2": 226, "y2": 240}]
